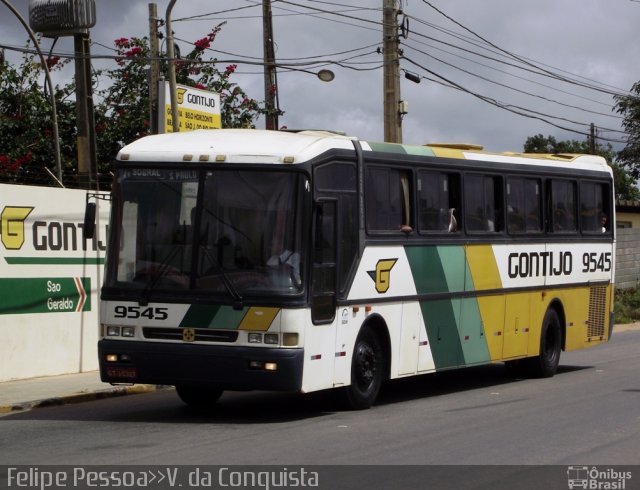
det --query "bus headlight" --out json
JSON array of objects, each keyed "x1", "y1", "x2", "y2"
[
  {"x1": 264, "y1": 333, "x2": 279, "y2": 345},
  {"x1": 105, "y1": 325, "x2": 136, "y2": 338}
]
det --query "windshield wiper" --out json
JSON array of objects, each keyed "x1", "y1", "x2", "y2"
[
  {"x1": 198, "y1": 246, "x2": 244, "y2": 310},
  {"x1": 138, "y1": 245, "x2": 182, "y2": 306}
]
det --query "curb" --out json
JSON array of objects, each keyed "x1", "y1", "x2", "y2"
[{"x1": 0, "y1": 384, "x2": 170, "y2": 414}]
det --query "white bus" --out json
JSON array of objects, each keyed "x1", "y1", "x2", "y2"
[{"x1": 90, "y1": 129, "x2": 615, "y2": 409}]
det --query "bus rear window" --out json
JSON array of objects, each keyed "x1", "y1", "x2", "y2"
[{"x1": 580, "y1": 181, "x2": 611, "y2": 234}]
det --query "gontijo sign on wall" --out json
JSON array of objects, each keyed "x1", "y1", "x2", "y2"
[
  {"x1": 158, "y1": 82, "x2": 221, "y2": 133},
  {"x1": 0, "y1": 204, "x2": 105, "y2": 315}
]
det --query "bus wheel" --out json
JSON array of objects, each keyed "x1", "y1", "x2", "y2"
[
  {"x1": 175, "y1": 385, "x2": 223, "y2": 408},
  {"x1": 526, "y1": 309, "x2": 562, "y2": 378},
  {"x1": 344, "y1": 328, "x2": 384, "y2": 410}
]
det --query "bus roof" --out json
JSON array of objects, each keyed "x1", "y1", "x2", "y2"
[
  {"x1": 116, "y1": 129, "x2": 611, "y2": 173},
  {"x1": 117, "y1": 128, "x2": 356, "y2": 164}
]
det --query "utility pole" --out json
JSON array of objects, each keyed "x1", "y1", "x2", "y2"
[
  {"x1": 383, "y1": 0, "x2": 402, "y2": 143},
  {"x1": 74, "y1": 32, "x2": 97, "y2": 187},
  {"x1": 262, "y1": 0, "x2": 279, "y2": 130},
  {"x1": 166, "y1": 0, "x2": 180, "y2": 132},
  {"x1": 589, "y1": 123, "x2": 597, "y2": 154},
  {"x1": 148, "y1": 3, "x2": 160, "y2": 134}
]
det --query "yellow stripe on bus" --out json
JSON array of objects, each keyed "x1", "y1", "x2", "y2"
[{"x1": 238, "y1": 307, "x2": 280, "y2": 331}]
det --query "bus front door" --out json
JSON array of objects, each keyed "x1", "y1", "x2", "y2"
[{"x1": 311, "y1": 199, "x2": 338, "y2": 324}]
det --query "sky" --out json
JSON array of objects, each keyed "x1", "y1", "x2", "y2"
[{"x1": 1, "y1": 0, "x2": 639, "y2": 154}]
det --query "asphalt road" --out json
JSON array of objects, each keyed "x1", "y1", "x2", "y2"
[{"x1": 1, "y1": 328, "x2": 639, "y2": 468}]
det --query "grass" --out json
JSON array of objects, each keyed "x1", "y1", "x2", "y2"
[{"x1": 614, "y1": 287, "x2": 640, "y2": 324}]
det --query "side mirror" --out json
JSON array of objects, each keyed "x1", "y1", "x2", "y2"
[{"x1": 83, "y1": 202, "x2": 96, "y2": 240}]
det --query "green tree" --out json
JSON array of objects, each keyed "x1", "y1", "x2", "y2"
[
  {"x1": 1, "y1": 25, "x2": 274, "y2": 187},
  {"x1": 96, "y1": 24, "x2": 274, "y2": 174},
  {"x1": 523, "y1": 134, "x2": 640, "y2": 201},
  {"x1": 0, "y1": 46, "x2": 78, "y2": 185},
  {"x1": 614, "y1": 82, "x2": 640, "y2": 179}
]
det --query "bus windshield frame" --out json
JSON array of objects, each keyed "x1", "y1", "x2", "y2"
[{"x1": 103, "y1": 164, "x2": 311, "y2": 305}]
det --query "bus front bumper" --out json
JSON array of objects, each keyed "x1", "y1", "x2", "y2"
[{"x1": 98, "y1": 339, "x2": 304, "y2": 392}]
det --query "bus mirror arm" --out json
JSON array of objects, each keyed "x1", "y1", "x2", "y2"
[{"x1": 83, "y1": 192, "x2": 111, "y2": 240}]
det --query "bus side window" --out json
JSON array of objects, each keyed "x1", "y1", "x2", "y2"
[
  {"x1": 464, "y1": 174, "x2": 503, "y2": 233},
  {"x1": 507, "y1": 177, "x2": 542, "y2": 234},
  {"x1": 418, "y1": 171, "x2": 460, "y2": 233},
  {"x1": 366, "y1": 167, "x2": 413, "y2": 233},
  {"x1": 549, "y1": 180, "x2": 577, "y2": 233}
]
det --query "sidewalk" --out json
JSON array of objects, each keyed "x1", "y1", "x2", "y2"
[
  {"x1": 0, "y1": 370, "x2": 164, "y2": 414},
  {"x1": 2, "y1": 323, "x2": 639, "y2": 415}
]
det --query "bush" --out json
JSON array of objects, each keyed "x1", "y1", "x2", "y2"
[{"x1": 614, "y1": 287, "x2": 640, "y2": 324}]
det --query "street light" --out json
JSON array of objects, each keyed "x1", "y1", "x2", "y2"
[{"x1": 317, "y1": 69, "x2": 335, "y2": 83}]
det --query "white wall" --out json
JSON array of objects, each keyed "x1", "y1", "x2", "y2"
[{"x1": 0, "y1": 184, "x2": 109, "y2": 381}]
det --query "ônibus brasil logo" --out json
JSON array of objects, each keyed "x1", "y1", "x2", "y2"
[{"x1": 567, "y1": 466, "x2": 632, "y2": 489}]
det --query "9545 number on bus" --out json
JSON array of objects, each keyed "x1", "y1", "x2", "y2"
[
  {"x1": 113, "y1": 305, "x2": 169, "y2": 320},
  {"x1": 582, "y1": 252, "x2": 612, "y2": 273}
]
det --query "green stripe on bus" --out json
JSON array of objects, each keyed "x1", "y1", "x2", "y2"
[
  {"x1": 366, "y1": 141, "x2": 408, "y2": 154},
  {"x1": 179, "y1": 304, "x2": 222, "y2": 328},
  {"x1": 5, "y1": 257, "x2": 105, "y2": 265},
  {"x1": 420, "y1": 299, "x2": 464, "y2": 369},
  {"x1": 403, "y1": 145, "x2": 436, "y2": 157},
  {"x1": 405, "y1": 246, "x2": 449, "y2": 294},
  {"x1": 408, "y1": 245, "x2": 491, "y2": 368},
  {"x1": 179, "y1": 304, "x2": 248, "y2": 329},
  {"x1": 437, "y1": 246, "x2": 466, "y2": 292},
  {"x1": 458, "y1": 297, "x2": 491, "y2": 365},
  {"x1": 209, "y1": 306, "x2": 249, "y2": 330}
]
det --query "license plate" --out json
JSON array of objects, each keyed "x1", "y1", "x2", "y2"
[{"x1": 106, "y1": 366, "x2": 137, "y2": 379}]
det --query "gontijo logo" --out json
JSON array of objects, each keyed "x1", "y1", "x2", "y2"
[
  {"x1": 176, "y1": 87, "x2": 188, "y2": 104},
  {"x1": 367, "y1": 258, "x2": 398, "y2": 294},
  {"x1": 0, "y1": 205, "x2": 106, "y2": 252},
  {"x1": 1, "y1": 206, "x2": 33, "y2": 250}
]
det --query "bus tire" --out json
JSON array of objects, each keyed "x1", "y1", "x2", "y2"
[
  {"x1": 526, "y1": 308, "x2": 562, "y2": 378},
  {"x1": 175, "y1": 385, "x2": 223, "y2": 408},
  {"x1": 344, "y1": 328, "x2": 384, "y2": 410}
]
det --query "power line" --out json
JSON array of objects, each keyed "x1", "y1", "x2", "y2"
[
  {"x1": 0, "y1": 41, "x2": 384, "y2": 73},
  {"x1": 401, "y1": 41, "x2": 623, "y2": 121},
  {"x1": 407, "y1": 15, "x2": 633, "y2": 97},
  {"x1": 419, "y1": 0, "x2": 630, "y2": 98},
  {"x1": 174, "y1": 4, "x2": 260, "y2": 22},
  {"x1": 402, "y1": 56, "x2": 628, "y2": 144}
]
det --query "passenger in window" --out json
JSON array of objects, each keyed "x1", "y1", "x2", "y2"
[
  {"x1": 448, "y1": 208, "x2": 457, "y2": 232},
  {"x1": 600, "y1": 213, "x2": 608, "y2": 233},
  {"x1": 486, "y1": 206, "x2": 495, "y2": 232}
]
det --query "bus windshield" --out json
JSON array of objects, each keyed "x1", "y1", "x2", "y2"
[{"x1": 107, "y1": 167, "x2": 308, "y2": 299}]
